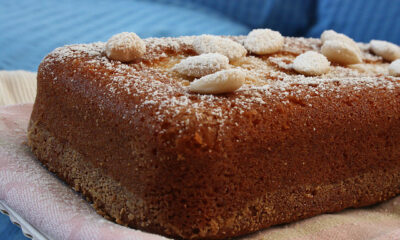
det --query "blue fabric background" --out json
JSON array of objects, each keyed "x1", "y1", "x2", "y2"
[
  {"x1": 0, "y1": 0, "x2": 249, "y2": 71},
  {"x1": 1, "y1": 0, "x2": 399, "y2": 239},
  {"x1": 1, "y1": 0, "x2": 399, "y2": 72},
  {"x1": 307, "y1": 0, "x2": 400, "y2": 44},
  {"x1": 0, "y1": 216, "x2": 27, "y2": 240}
]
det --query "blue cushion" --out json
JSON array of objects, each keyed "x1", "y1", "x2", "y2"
[
  {"x1": 306, "y1": 0, "x2": 400, "y2": 44},
  {"x1": 0, "y1": 0, "x2": 249, "y2": 71},
  {"x1": 155, "y1": 0, "x2": 317, "y2": 36},
  {"x1": 2, "y1": 0, "x2": 399, "y2": 72},
  {"x1": 0, "y1": 214, "x2": 27, "y2": 240}
]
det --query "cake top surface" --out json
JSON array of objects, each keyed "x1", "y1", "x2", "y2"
[{"x1": 42, "y1": 32, "x2": 400, "y2": 134}]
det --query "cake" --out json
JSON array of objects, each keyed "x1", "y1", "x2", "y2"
[{"x1": 27, "y1": 29, "x2": 400, "y2": 239}]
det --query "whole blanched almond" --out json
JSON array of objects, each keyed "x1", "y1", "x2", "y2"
[
  {"x1": 172, "y1": 53, "x2": 229, "y2": 77},
  {"x1": 321, "y1": 30, "x2": 362, "y2": 58},
  {"x1": 293, "y1": 51, "x2": 330, "y2": 76},
  {"x1": 193, "y1": 35, "x2": 247, "y2": 61},
  {"x1": 105, "y1": 32, "x2": 146, "y2": 62},
  {"x1": 244, "y1": 29, "x2": 284, "y2": 55},
  {"x1": 189, "y1": 69, "x2": 245, "y2": 94},
  {"x1": 370, "y1": 40, "x2": 400, "y2": 62},
  {"x1": 389, "y1": 59, "x2": 400, "y2": 77},
  {"x1": 321, "y1": 40, "x2": 362, "y2": 65},
  {"x1": 321, "y1": 30, "x2": 357, "y2": 46}
]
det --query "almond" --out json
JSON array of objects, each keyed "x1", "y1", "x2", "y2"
[
  {"x1": 244, "y1": 29, "x2": 284, "y2": 55},
  {"x1": 189, "y1": 69, "x2": 245, "y2": 94},
  {"x1": 321, "y1": 30, "x2": 358, "y2": 47},
  {"x1": 293, "y1": 51, "x2": 330, "y2": 76},
  {"x1": 370, "y1": 40, "x2": 400, "y2": 62},
  {"x1": 320, "y1": 30, "x2": 362, "y2": 64},
  {"x1": 193, "y1": 35, "x2": 247, "y2": 61},
  {"x1": 105, "y1": 32, "x2": 146, "y2": 62},
  {"x1": 321, "y1": 40, "x2": 362, "y2": 65},
  {"x1": 389, "y1": 59, "x2": 400, "y2": 77},
  {"x1": 172, "y1": 53, "x2": 229, "y2": 78}
]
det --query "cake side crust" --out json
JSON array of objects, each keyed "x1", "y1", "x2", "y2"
[{"x1": 28, "y1": 121, "x2": 400, "y2": 239}]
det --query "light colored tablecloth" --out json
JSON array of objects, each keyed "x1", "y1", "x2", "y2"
[{"x1": 1, "y1": 71, "x2": 400, "y2": 240}]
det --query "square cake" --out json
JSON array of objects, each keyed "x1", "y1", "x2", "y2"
[{"x1": 28, "y1": 30, "x2": 400, "y2": 239}]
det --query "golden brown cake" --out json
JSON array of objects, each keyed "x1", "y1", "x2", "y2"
[{"x1": 28, "y1": 31, "x2": 400, "y2": 239}]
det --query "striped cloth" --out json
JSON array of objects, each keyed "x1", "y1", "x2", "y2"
[
  {"x1": 0, "y1": 71, "x2": 37, "y2": 106},
  {"x1": 0, "y1": 71, "x2": 37, "y2": 240},
  {"x1": 0, "y1": 0, "x2": 249, "y2": 71}
]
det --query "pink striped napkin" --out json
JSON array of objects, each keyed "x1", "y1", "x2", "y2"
[{"x1": 1, "y1": 104, "x2": 400, "y2": 240}]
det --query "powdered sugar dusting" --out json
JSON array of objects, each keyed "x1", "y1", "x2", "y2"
[
  {"x1": 282, "y1": 37, "x2": 321, "y2": 54},
  {"x1": 42, "y1": 36, "x2": 400, "y2": 138}
]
